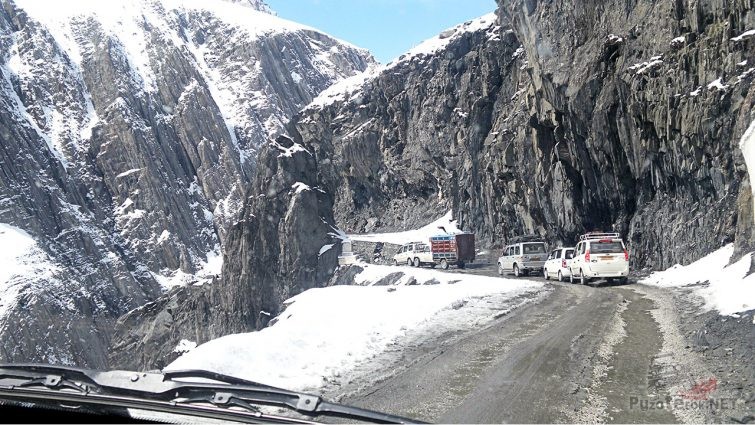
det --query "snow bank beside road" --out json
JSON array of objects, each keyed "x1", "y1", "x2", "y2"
[
  {"x1": 348, "y1": 210, "x2": 461, "y2": 245},
  {"x1": 641, "y1": 244, "x2": 755, "y2": 316},
  {"x1": 168, "y1": 265, "x2": 543, "y2": 391}
]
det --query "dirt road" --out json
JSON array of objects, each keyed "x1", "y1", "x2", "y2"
[{"x1": 326, "y1": 262, "x2": 751, "y2": 423}]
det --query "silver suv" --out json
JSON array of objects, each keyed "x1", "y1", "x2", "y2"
[{"x1": 497, "y1": 241, "x2": 548, "y2": 277}]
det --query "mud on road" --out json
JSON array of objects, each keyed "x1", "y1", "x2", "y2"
[{"x1": 324, "y1": 262, "x2": 753, "y2": 423}]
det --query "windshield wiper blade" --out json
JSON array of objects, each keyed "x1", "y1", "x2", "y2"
[{"x1": 0, "y1": 364, "x2": 425, "y2": 424}]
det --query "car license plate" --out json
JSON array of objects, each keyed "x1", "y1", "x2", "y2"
[{"x1": 601, "y1": 256, "x2": 612, "y2": 261}]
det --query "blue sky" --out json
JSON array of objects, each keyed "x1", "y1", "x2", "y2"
[{"x1": 266, "y1": 0, "x2": 497, "y2": 63}]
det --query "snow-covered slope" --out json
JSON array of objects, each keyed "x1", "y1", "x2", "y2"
[
  {"x1": 348, "y1": 210, "x2": 462, "y2": 244},
  {"x1": 168, "y1": 265, "x2": 545, "y2": 391},
  {"x1": 642, "y1": 245, "x2": 755, "y2": 316},
  {"x1": 0, "y1": 0, "x2": 373, "y2": 366}
]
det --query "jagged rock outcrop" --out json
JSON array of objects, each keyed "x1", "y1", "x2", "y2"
[
  {"x1": 211, "y1": 135, "x2": 342, "y2": 333},
  {"x1": 0, "y1": 0, "x2": 372, "y2": 367},
  {"x1": 109, "y1": 135, "x2": 342, "y2": 370}
]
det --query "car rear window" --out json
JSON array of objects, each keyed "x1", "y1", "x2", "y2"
[
  {"x1": 591, "y1": 241, "x2": 624, "y2": 253},
  {"x1": 523, "y1": 243, "x2": 546, "y2": 254},
  {"x1": 564, "y1": 249, "x2": 574, "y2": 259}
]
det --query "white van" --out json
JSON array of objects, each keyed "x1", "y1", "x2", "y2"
[{"x1": 569, "y1": 233, "x2": 629, "y2": 285}]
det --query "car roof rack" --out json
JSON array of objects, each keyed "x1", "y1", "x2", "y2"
[
  {"x1": 579, "y1": 232, "x2": 621, "y2": 241},
  {"x1": 510, "y1": 234, "x2": 544, "y2": 243}
]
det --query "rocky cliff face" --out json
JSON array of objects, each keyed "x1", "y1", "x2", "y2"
[
  {"x1": 290, "y1": 1, "x2": 755, "y2": 272},
  {"x1": 110, "y1": 135, "x2": 342, "y2": 370},
  {"x1": 0, "y1": 0, "x2": 372, "y2": 367}
]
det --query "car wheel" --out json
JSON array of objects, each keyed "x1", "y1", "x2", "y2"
[
  {"x1": 580, "y1": 270, "x2": 589, "y2": 285},
  {"x1": 393, "y1": 259, "x2": 398, "y2": 266},
  {"x1": 497, "y1": 263, "x2": 504, "y2": 275},
  {"x1": 569, "y1": 271, "x2": 574, "y2": 284},
  {"x1": 513, "y1": 264, "x2": 520, "y2": 277},
  {"x1": 440, "y1": 259, "x2": 449, "y2": 270},
  {"x1": 558, "y1": 270, "x2": 563, "y2": 282},
  {"x1": 414, "y1": 257, "x2": 421, "y2": 268},
  {"x1": 407, "y1": 258, "x2": 413, "y2": 267},
  {"x1": 543, "y1": 268, "x2": 549, "y2": 280}
]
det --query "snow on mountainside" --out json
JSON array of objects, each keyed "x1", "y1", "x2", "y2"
[
  {"x1": 306, "y1": 12, "x2": 499, "y2": 110},
  {"x1": 0, "y1": 0, "x2": 373, "y2": 366},
  {"x1": 168, "y1": 266, "x2": 546, "y2": 391}
]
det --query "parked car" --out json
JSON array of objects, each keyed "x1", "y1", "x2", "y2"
[
  {"x1": 497, "y1": 240, "x2": 548, "y2": 277},
  {"x1": 393, "y1": 242, "x2": 433, "y2": 267},
  {"x1": 543, "y1": 247, "x2": 575, "y2": 282},
  {"x1": 393, "y1": 234, "x2": 476, "y2": 269},
  {"x1": 569, "y1": 232, "x2": 629, "y2": 285}
]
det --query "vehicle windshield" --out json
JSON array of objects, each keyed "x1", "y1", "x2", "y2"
[
  {"x1": 591, "y1": 241, "x2": 625, "y2": 254},
  {"x1": 2, "y1": 0, "x2": 752, "y2": 424},
  {"x1": 523, "y1": 243, "x2": 547, "y2": 254}
]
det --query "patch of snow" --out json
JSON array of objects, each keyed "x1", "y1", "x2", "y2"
[
  {"x1": 707, "y1": 78, "x2": 730, "y2": 91},
  {"x1": 157, "y1": 230, "x2": 170, "y2": 243},
  {"x1": 173, "y1": 339, "x2": 197, "y2": 354},
  {"x1": 736, "y1": 67, "x2": 755, "y2": 84},
  {"x1": 291, "y1": 182, "x2": 311, "y2": 193},
  {"x1": 348, "y1": 210, "x2": 462, "y2": 245},
  {"x1": 305, "y1": 65, "x2": 380, "y2": 110},
  {"x1": 689, "y1": 86, "x2": 702, "y2": 97},
  {"x1": 731, "y1": 29, "x2": 755, "y2": 42},
  {"x1": 318, "y1": 244, "x2": 334, "y2": 257},
  {"x1": 670, "y1": 36, "x2": 685, "y2": 44},
  {"x1": 116, "y1": 168, "x2": 142, "y2": 178},
  {"x1": 628, "y1": 56, "x2": 664, "y2": 74},
  {"x1": 167, "y1": 267, "x2": 544, "y2": 391},
  {"x1": 607, "y1": 34, "x2": 624, "y2": 43},
  {"x1": 641, "y1": 244, "x2": 755, "y2": 316}
]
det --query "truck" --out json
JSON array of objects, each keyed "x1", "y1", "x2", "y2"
[
  {"x1": 393, "y1": 233, "x2": 476, "y2": 270},
  {"x1": 429, "y1": 233, "x2": 475, "y2": 270}
]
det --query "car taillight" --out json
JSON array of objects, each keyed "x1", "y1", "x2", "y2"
[
  {"x1": 561, "y1": 259, "x2": 566, "y2": 268},
  {"x1": 585, "y1": 250, "x2": 590, "y2": 261},
  {"x1": 624, "y1": 250, "x2": 629, "y2": 261}
]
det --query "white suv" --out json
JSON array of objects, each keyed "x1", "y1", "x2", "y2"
[
  {"x1": 569, "y1": 233, "x2": 629, "y2": 285},
  {"x1": 543, "y1": 247, "x2": 575, "y2": 282},
  {"x1": 393, "y1": 242, "x2": 433, "y2": 267},
  {"x1": 497, "y1": 241, "x2": 548, "y2": 277}
]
